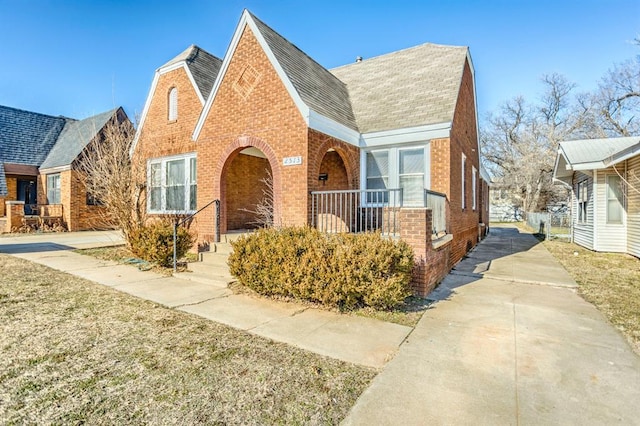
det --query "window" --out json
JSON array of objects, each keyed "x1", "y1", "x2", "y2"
[
  {"x1": 461, "y1": 154, "x2": 466, "y2": 210},
  {"x1": 46, "y1": 174, "x2": 61, "y2": 204},
  {"x1": 168, "y1": 87, "x2": 178, "y2": 121},
  {"x1": 577, "y1": 180, "x2": 588, "y2": 223},
  {"x1": 399, "y1": 148, "x2": 425, "y2": 206},
  {"x1": 364, "y1": 146, "x2": 428, "y2": 205},
  {"x1": 366, "y1": 150, "x2": 389, "y2": 203},
  {"x1": 472, "y1": 166, "x2": 477, "y2": 210},
  {"x1": 606, "y1": 175, "x2": 623, "y2": 224},
  {"x1": 148, "y1": 154, "x2": 197, "y2": 213}
]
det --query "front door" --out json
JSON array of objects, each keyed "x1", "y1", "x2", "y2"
[{"x1": 17, "y1": 179, "x2": 37, "y2": 215}]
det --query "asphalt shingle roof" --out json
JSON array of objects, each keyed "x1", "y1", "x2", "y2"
[
  {"x1": 249, "y1": 12, "x2": 358, "y2": 131},
  {"x1": 0, "y1": 105, "x2": 68, "y2": 195},
  {"x1": 161, "y1": 45, "x2": 223, "y2": 101},
  {"x1": 331, "y1": 43, "x2": 469, "y2": 134},
  {"x1": 40, "y1": 108, "x2": 118, "y2": 170},
  {"x1": 559, "y1": 136, "x2": 640, "y2": 166}
]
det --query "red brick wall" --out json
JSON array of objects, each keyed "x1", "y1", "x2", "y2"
[
  {"x1": 447, "y1": 59, "x2": 481, "y2": 264},
  {"x1": 196, "y1": 25, "x2": 309, "y2": 242},
  {"x1": 0, "y1": 176, "x2": 19, "y2": 216},
  {"x1": 399, "y1": 208, "x2": 452, "y2": 297},
  {"x1": 225, "y1": 153, "x2": 271, "y2": 230}
]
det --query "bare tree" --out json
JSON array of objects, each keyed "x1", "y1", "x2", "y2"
[
  {"x1": 590, "y1": 55, "x2": 640, "y2": 137},
  {"x1": 78, "y1": 113, "x2": 146, "y2": 244},
  {"x1": 239, "y1": 169, "x2": 274, "y2": 228},
  {"x1": 481, "y1": 74, "x2": 584, "y2": 212}
]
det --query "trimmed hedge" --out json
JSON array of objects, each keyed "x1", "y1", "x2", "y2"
[
  {"x1": 129, "y1": 220, "x2": 196, "y2": 267},
  {"x1": 228, "y1": 227, "x2": 415, "y2": 310}
]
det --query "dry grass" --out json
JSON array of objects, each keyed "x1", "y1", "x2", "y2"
[
  {"x1": 75, "y1": 245, "x2": 197, "y2": 275},
  {"x1": 543, "y1": 240, "x2": 640, "y2": 355},
  {"x1": 0, "y1": 254, "x2": 375, "y2": 424}
]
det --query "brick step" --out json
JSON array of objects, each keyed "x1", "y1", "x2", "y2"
[{"x1": 220, "y1": 230, "x2": 255, "y2": 243}]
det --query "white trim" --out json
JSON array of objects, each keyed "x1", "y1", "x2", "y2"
[
  {"x1": 39, "y1": 165, "x2": 71, "y2": 174},
  {"x1": 308, "y1": 110, "x2": 360, "y2": 146},
  {"x1": 361, "y1": 122, "x2": 451, "y2": 148},
  {"x1": 593, "y1": 171, "x2": 598, "y2": 248}
]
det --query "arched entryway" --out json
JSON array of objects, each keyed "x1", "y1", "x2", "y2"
[
  {"x1": 225, "y1": 147, "x2": 273, "y2": 231},
  {"x1": 312, "y1": 147, "x2": 355, "y2": 233},
  {"x1": 317, "y1": 148, "x2": 350, "y2": 191},
  {"x1": 215, "y1": 137, "x2": 280, "y2": 235}
]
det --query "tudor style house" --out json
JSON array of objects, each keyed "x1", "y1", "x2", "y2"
[
  {"x1": 0, "y1": 105, "x2": 130, "y2": 232},
  {"x1": 132, "y1": 10, "x2": 490, "y2": 294},
  {"x1": 553, "y1": 136, "x2": 640, "y2": 258}
]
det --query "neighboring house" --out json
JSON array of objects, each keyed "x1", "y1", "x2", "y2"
[
  {"x1": 132, "y1": 10, "x2": 490, "y2": 294},
  {"x1": 553, "y1": 136, "x2": 640, "y2": 258},
  {"x1": 0, "y1": 105, "x2": 130, "y2": 232}
]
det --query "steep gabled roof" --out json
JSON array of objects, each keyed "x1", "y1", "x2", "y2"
[
  {"x1": 40, "y1": 108, "x2": 119, "y2": 170},
  {"x1": 249, "y1": 12, "x2": 357, "y2": 131},
  {"x1": 160, "y1": 45, "x2": 222, "y2": 100},
  {"x1": 331, "y1": 43, "x2": 469, "y2": 134},
  {"x1": 0, "y1": 105, "x2": 68, "y2": 195}
]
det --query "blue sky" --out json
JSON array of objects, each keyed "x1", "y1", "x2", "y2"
[{"x1": 0, "y1": 0, "x2": 638, "y2": 123}]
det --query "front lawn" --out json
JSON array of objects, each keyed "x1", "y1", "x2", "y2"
[
  {"x1": 0, "y1": 254, "x2": 375, "y2": 424},
  {"x1": 543, "y1": 240, "x2": 640, "y2": 355}
]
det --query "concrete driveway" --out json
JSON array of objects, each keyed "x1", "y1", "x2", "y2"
[{"x1": 344, "y1": 225, "x2": 640, "y2": 425}]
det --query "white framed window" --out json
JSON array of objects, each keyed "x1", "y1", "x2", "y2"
[
  {"x1": 399, "y1": 148, "x2": 425, "y2": 207},
  {"x1": 606, "y1": 175, "x2": 623, "y2": 224},
  {"x1": 461, "y1": 154, "x2": 466, "y2": 210},
  {"x1": 577, "y1": 180, "x2": 588, "y2": 223},
  {"x1": 366, "y1": 150, "x2": 389, "y2": 203},
  {"x1": 148, "y1": 153, "x2": 197, "y2": 213},
  {"x1": 168, "y1": 87, "x2": 178, "y2": 121},
  {"x1": 472, "y1": 166, "x2": 477, "y2": 210},
  {"x1": 46, "y1": 173, "x2": 61, "y2": 204},
  {"x1": 363, "y1": 145, "x2": 429, "y2": 206}
]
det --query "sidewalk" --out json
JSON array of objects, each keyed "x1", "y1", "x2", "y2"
[
  {"x1": 343, "y1": 225, "x2": 640, "y2": 425},
  {"x1": 0, "y1": 231, "x2": 410, "y2": 369}
]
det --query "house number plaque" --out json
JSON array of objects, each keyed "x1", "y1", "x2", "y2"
[{"x1": 283, "y1": 156, "x2": 303, "y2": 166}]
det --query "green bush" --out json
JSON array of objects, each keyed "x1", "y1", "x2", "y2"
[
  {"x1": 228, "y1": 227, "x2": 415, "y2": 310},
  {"x1": 129, "y1": 220, "x2": 196, "y2": 267}
]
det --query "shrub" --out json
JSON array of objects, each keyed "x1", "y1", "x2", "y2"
[
  {"x1": 129, "y1": 220, "x2": 196, "y2": 267},
  {"x1": 228, "y1": 227, "x2": 415, "y2": 310}
]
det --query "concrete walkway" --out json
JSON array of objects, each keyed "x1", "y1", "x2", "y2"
[
  {"x1": 344, "y1": 225, "x2": 640, "y2": 425},
  {"x1": 0, "y1": 231, "x2": 410, "y2": 369}
]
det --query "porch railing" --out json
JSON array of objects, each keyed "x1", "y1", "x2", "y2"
[
  {"x1": 310, "y1": 189, "x2": 403, "y2": 236},
  {"x1": 424, "y1": 189, "x2": 447, "y2": 236}
]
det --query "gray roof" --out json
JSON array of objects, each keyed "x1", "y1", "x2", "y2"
[
  {"x1": 40, "y1": 108, "x2": 119, "y2": 170},
  {"x1": 249, "y1": 12, "x2": 358, "y2": 131},
  {"x1": 331, "y1": 43, "x2": 469, "y2": 134},
  {"x1": 559, "y1": 136, "x2": 640, "y2": 167},
  {"x1": 160, "y1": 45, "x2": 222, "y2": 100},
  {"x1": 0, "y1": 105, "x2": 68, "y2": 195}
]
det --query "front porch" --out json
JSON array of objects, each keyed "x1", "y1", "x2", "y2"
[{"x1": 310, "y1": 188, "x2": 452, "y2": 296}]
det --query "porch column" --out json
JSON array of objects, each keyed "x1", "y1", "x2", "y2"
[
  {"x1": 5, "y1": 201, "x2": 25, "y2": 233},
  {"x1": 399, "y1": 208, "x2": 452, "y2": 297}
]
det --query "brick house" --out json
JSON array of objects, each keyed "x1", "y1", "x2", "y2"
[
  {"x1": 0, "y1": 105, "x2": 130, "y2": 232},
  {"x1": 132, "y1": 10, "x2": 490, "y2": 295}
]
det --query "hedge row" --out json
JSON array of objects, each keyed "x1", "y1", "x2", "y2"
[{"x1": 228, "y1": 227, "x2": 415, "y2": 310}]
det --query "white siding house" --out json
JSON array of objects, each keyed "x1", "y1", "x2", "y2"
[{"x1": 553, "y1": 136, "x2": 640, "y2": 257}]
